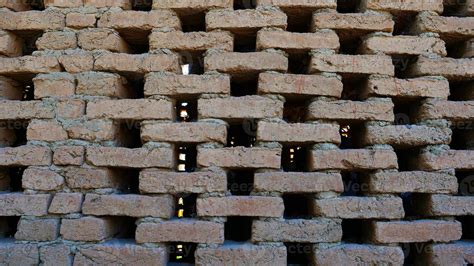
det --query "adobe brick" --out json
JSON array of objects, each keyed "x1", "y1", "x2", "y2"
[
  {"x1": 360, "y1": 35, "x2": 446, "y2": 56},
  {"x1": 82, "y1": 194, "x2": 174, "y2": 218},
  {"x1": 39, "y1": 245, "x2": 72, "y2": 266},
  {"x1": 0, "y1": 10, "x2": 65, "y2": 31},
  {"x1": 15, "y1": 218, "x2": 60, "y2": 241},
  {"x1": 363, "y1": 125, "x2": 451, "y2": 147},
  {"x1": 257, "y1": 30, "x2": 339, "y2": 52},
  {"x1": 27, "y1": 120, "x2": 68, "y2": 142},
  {"x1": 360, "y1": 0, "x2": 443, "y2": 13},
  {"x1": 149, "y1": 31, "x2": 233, "y2": 52},
  {"x1": 205, "y1": 52, "x2": 288, "y2": 74},
  {"x1": 58, "y1": 53, "x2": 94, "y2": 73},
  {"x1": 98, "y1": 10, "x2": 180, "y2": 30},
  {"x1": 256, "y1": 0, "x2": 336, "y2": 9},
  {"x1": 136, "y1": 219, "x2": 224, "y2": 244},
  {"x1": 48, "y1": 192, "x2": 83, "y2": 214},
  {"x1": 0, "y1": 76, "x2": 23, "y2": 100},
  {"x1": 83, "y1": 0, "x2": 131, "y2": 8},
  {"x1": 313, "y1": 244, "x2": 404, "y2": 266},
  {"x1": 87, "y1": 99, "x2": 173, "y2": 120},
  {"x1": 252, "y1": 219, "x2": 342, "y2": 243},
  {"x1": 310, "y1": 54, "x2": 394, "y2": 75},
  {"x1": 258, "y1": 73, "x2": 343, "y2": 97},
  {"x1": 86, "y1": 146, "x2": 174, "y2": 168},
  {"x1": 312, "y1": 196, "x2": 404, "y2": 219},
  {"x1": 371, "y1": 220, "x2": 462, "y2": 243},
  {"x1": 0, "y1": 146, "x2": 52, "y2": 166},
  {"x1": 312, "y1": 12, "x2": 393, "y2": 33},
  {"x1": 0, "y1": 193, "x2": 51, "y2": 216},
  {"x1": 368, "y1": 171, "x2": 458, "y2": 194},
  {"x1": 254, "y1": 172, "x2": 343, "y2": 193},
  {"x1": 197, "y1": 196, "x2": 284, "y2": 217},
  {"x1": 33, "y1": 73, "x2": 76, "y2": 99},
  {"x1": 307, "y1": 99, "x2": 394, "y2": 122},
  {"x1": 407, "y1": 56, "x2": 474, "y2": 80},
  {"x1": 152, "y1": 0, "x2": 232, "y2": 11},
  {"x1": 417, "y1": 99, "x2": 474, "y2": 121},
  {"x1": 0, "y1": 56, "x2": 61, "y2": 74},
  {"x1": 196, "y1": 244, "x2": 286, "y2": 266},
  {"x1": 53, "y1": 146, "x2": 85, "y2": 166},
  {"x1": 418, "y1": 149, "x2": 474, "y2": 170},
  {"x1": 62, "y1": 166, "x2": 122, "y2": 189},
  {"x1": 206, "y1": 8, "x2": 287, "y2": 33},
  {"x1": 310, "y1": 149, "x2": 398, "y2": 170},
  {"x1": 60, "y1": 217, "x2": 120, "y2": 242},
  {"x1": 66, "y1": 13, "x2": 97, "y2": 29},
  {"x1": 419, "y1": 194, "x2": 474, "y2": 216},
  {"x1": 423, "y1": 241, "x2": 474, "y2": 265},
  {"x1": 141, "y1": 121, "x2": 227, "y2": 143},
  {"x1": 74, "y1": 241, "x2": 167, "y2": 265},
  {"x1": 198, "y1": 147, "x2": 281, "y2": 169},
  {"x1": 364, "y1": 75, "x2": 450, "y2": 99},
  {"x1": 36, "y1": 32, "x2": 77, "y2": 51},
  {"x1": 0, "y1": 30, "x2": 22, "y2": 57},
  {"x1": 144, "y1": 73, "x2": 230, "y2": 96},
  {"x1": 55, "y1": 99, "x2": 85, "y2": 119},
  {"x1": 257, "y1": 121, "x2": 340, "y2": 144},
  {"x1": 412, "y1": 14, "x2": 474, "y2": 39},
  {"x1": 76, "y1": 72, "x2": 131, "y2": 98},
  {"x1": 0, "y1": 241, "x2": 39, "y2": 265},
  {"x1": 198, "y1": 96, "x2": 283, "y2": 120},
  {"x1": 22, "y1": 167, "x2": 64, "y2": 191},
  {"x1": 94, "y1": 53, "x2": 180, "y2": 74},
  {"x1": 44, "y1": 0, "x2": 83, "y2": 8},
  {"x1": 66, "y1": 120, "x2": 118, "y2": 141},
  {"x1": 78, "y1": 29, "x2": 131, "y2": 53},
  {"x1": 140, "y1": 169, "x2": 226, "y2": 193},
  {"x1": 0, "y1": 0, "x2": 29, "y2": 11}
]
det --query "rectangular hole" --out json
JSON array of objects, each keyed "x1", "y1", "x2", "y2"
[
  {"x1": 341, "y1": 76, "x2": 365, "y2": 100},
  {"x1": 404, "y1": 243, "x2": 428, "y2": 265},
  {"x1": 114, "y1": 217, "x2": 137, "y2": 239},
  {"x1": 457, "y1": 171, "x2": 474, "y2": 196},
  {"x1": 176, "y1": 145, "x2": 197, "y2": 173},
  {"x1": 341, "y1": 219, "x2": 369, "y2": 243},
  {"x1": 227, "y1": 124, "x2": 256, "y2": 148},
  {"x1": 180, "y1": 52, "x2": 204, "y2": 75},
  {"x1": 443, "y1": 0, "x2": 469, "y2": 16},
  {"x1": 446, "y1": 39, "x2": 472, "y2": 58},
  {"x1": 285, "y1": 243, "x2": 313, "y2": 265},
  {"x1": 284, "y1": 99, "x2": 308, "y2": 123},
  {"x1": 0, "y1": 168, "x2": 24, "y2": 192},
  {"x1": 339, "y1": 36, "x2": 362, "y2": 55},
  {"x1": 5, "y1": 120, "x2": 28, "y2": 148},
  {"x1": 12, "y1": 31, "x2": 42, "y2": 56},
  {"x1": 168, "y1": 243, "x2": 197, "y2": 263},
  {"x1": 339, "y1": 123, "x2": 364, "y2": 149},
  {"x1": 234, "y1": 33, "x2": 257, "y2": 53},
  {"x1": 395, "y1": 148, "x2": 420, "y2": 171},
  {"x1": 448, "y1": 81, "x2": 473, "y2": 101},
  {"x1": 225, "y1": 217, "x2": 252, "y2": 242},
  {"x1": 400, "y1": 192, "x2": 418, "y2": 217},
  {"x1": 179, "y1": 12, "x2": 206, "y2": 32},
  {"x1": 175, "y1": 194, "x2": 197, "y2": 218},
  {"x1": 234, "y1": 0, "x2": 256, "y2": 9},
  {"x1": 112, "y1": 168, "x2": 140, "y2": 194},
  {"x1": 131, "y1": 0, "x2": 152, "y2": 11},
  {"x1": 459, "y1": 216, "x2": 474, "y2": 239},
  {"x1": 118, "y1": 30, "x2": 150, "y2": 54},
  {"x1": 227, "y1": 170, "x2": 254, "y2": 195},
  {"x1": 450, "y1": 128, "x2": 473, "y2": 150},
  {"x1": 0, "y1": 217, "x2": 20, "y2": 239},
  {"x1": 393, "y1": 99, "x2": 419, "y2": 126},
  {"x1": 282, "y1": 146, "x2": 310, "y2": 172},
  {"x1": 288, "y1": 53, "x2": 310, "y2": 74},
  {"x1": 283, "y1": 194, "x2": 312, "y2": 219},
  {"x1": 176, "y1": 99, "x2": 198, "y2": 122},
  {"x1": 337, "y1": 0, "x2": 361, "y2": 13},
  {"x1": 392, "y1": 55, "x2": 417, "y2": 78},
  {"x1": 393, "y1": 13, "x2": 417, "y2": 36},
  {"x1": 125, "y1": 76, "x2": 145, "y2": 99},
  {"x1": 231, "y1": 76, "x2": 258, "y2": 96},
  {"x1": 26, "y1": 0, "x2": 44, "y2": 10},
  {"x1": 341, "y1": 172, "x2": 366, "y2": 196},
  {"x1": 286, "y1": 12, "x2": 312, "y2": 33},
  {"x1": 117, "y1": 121, "x2": 142, "y2": 148}
]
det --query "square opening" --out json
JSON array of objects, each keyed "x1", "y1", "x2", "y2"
[
  {"x1": 0, "y1": 217, "x2": 20, "y2": 239},
  {"x1": 400, "y1": 192, "x2": 418, "y2": 217},
  {"x1": 403, "y1": 243, "x2": 427, "y2": 265},
  {"x1": 286, "y1": 12, "x2": 312, "y2": 33},
  {"x1": 234, "y1": 33, "x2": 257, "y2": 53},
  {"x1": 284, "y1": 99, "x2": 308, "y2": 123},
  {"x1": 446, "y1": 39, "x2": 472, "y2": 58},
  {"x1": 118, "y1": 30, "x2": 150, "y2": 54},
  {"x1": 234, "y1": 0, "x2": 256, "y2": 9},
  {"x1": 227, "y1": 170, "x2": 254, "y2": 195},
  {"x1": 0, "y1": 168, "x2": 24, "y2": 192},
  {"x1": 175, "y1": 194, "x2": 197, "y2": 218},
  {"x1": 26, "y1": 0, "x2": 44, "y2": 10},
  {"x1": 341, "y1": 172, "x2": 367, "y2": 196},
  {"x1": 18, "y1": 31, "x2": 42, "y2": 56},
  {"x1": 396, "y1": 148, "x2": 420, "y2": 171},
  {"x1": 288, "y1": 53, "x2": 310, "y2": 74},
  {"x1": 231, "y1": 76, "x2": 258, "y2": 96},
  {"x1": 117, "y1": 121, "x2": 142, "y2": 148},
  {"x1": 341, "y1": 219, "x2": 369, "y2": 243},
  {"x1": 457, "y1": 171, "x2": 474, "y2": 196},
  {"x1": 227, "y1": 124, "x2": 256, "y2": 148},
  {"x1": 112, "y1": 168, "x2": 140, "y2": 194},
  {"x1": 285, "y1": 243, "x2": 313, "y2": 265},
  {"x1": 443, "y1": 0, "x2": 469, "y2": 17},
  {"x1": 114, "y1": 217, "x2": 137, "y2": 240},
  {"x1": 180, "y1": 52, "x2": 204, "y2": 75},
  {"x1": 339, "y1": 123, "x2": 364, "y2": 149},
  {"x1": 283, "y1": 194, "x2": 312, "y2": 219},
  {"x1": 124, "y1": 76, "x2": 145, "y2": 99},
  {"x1": 459, "y1": 216, "x2": 474, "y2": 240},
  {"x1": 282, "y1": 146, "x2": 309, "y2": 172},
  {"x1": 393, "y1": 99, "x2": 420, "y2": 125},
  {"x1": 450, "y1": 127, "x2": 473, "y2": 150},
  {"x1": 176, "y1": 145, "x2": 197, "y2": 173},
  {"x1": 3, "y1": 120, "x2": 28, "y2": 147},
  {"x1": 339, "y1": 36, "x2": 362, "y2": 55},
  {"x1": 341, "y1": 76, "x2": 366, "y2": 100},
  {"x1": 448, "y1": 81, "x2": 473, "y2": 101},
  {"x1": 168, "y1": 243, "x2": 197, "y2": 263},
  {"x1": 337, "y1": 0, "x2": 361, "y2": 13},
  {"x1": 393, "y1": 13, "x2": 417, "y2": 36},
  {"x1": 392, "y1": 55, "x2": 417, "y2": 78},
  {"x1": 179, "y1": 12, "x2": 206, "y2": 32},
  {"x1": 176, "y1": 100, "x2": 198, "y2": 122},
  {"x1": 131, "y1": 0, "x2": 152, "y2": 11},
  {"x1": 225, "y1": 217, "x2": 252, "y2": 242}
]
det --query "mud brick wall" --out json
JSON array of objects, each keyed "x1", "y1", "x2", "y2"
[{"x1": 0, "y1": 0, "x2": 473, "y2": 265}]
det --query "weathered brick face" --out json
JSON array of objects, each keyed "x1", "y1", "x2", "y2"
[{"x1": 0, "y1": 0, "x2": 472, "y2": 265}]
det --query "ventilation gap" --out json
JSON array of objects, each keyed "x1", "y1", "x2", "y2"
[
  {"x1": 179, "y1": 12, "x2": 206, "y2": 32},
  {"x1": 0, "y1": 217, "x2": 20, "y2": 239},
  {"x1": 175, "y1": 194, "x2": 197, "y2": 218},
  {"x1": 284, "y1": 99, "x2": 308, "y2": 123},
  {"x1": 342, "y1": 172, "x2": 367, "y2": 196},
  {"x1": 112, "y1": 168, "x2": 140, "y2": 194},
  {"x1": 341, "y1": 219, "x2": 368, "y2": 243},
  {"x1": 131, "y1": 0, "x2": 152, "y2": 11},
  {"x1": 459, "y1": 216, "x2": 474, "y2": 240},
  {"x1": 403, "y1": 243, "x2": 427, "y2": 265},
  {"x1": 124, "y1": 76, "x2": 145, "y2": 99},
  {"x1": 117, "y1": 121, "x2": 141, "y2": 148},
  {"x1": 168, "y1": 243, "x2": 197, "y2": 263},
  {"x1": 283, "y1": 194, "x2": 312, "y2": 219},
  {"x1": 450, "y1": 127, "x2": 473, "y2": 150},
  {"x1": 282, "y1": 146, "x2": 309, "y2": 172},
  {"x1": 26, "y1": 0, "x2": 44, "y2": 10},
  {"x1": 225, "y1": 217, "x2": 252, "y2": 242},
  {"x1": 392, "y1": 55, "x2": 417, "y2": 78},
  {"x1": 393, "y1": 99, "x2": 419, "y2": 125},
  {"x1": 286, "y1": 12, "x2": 312, "y2": 33},
  {"x1": 286, "y1": 243, "x2": 313, "y2": 265},
  {"x1": 288, "y1": 53, "x2": 310, "y2": 74},
  {"x1": 443, "y1": 0, "x2": 469, "y2": 17},
  {"x1": 227, "y1": 170, "x2": 254, "y2": 195},
  {"x1": 231, "y1": 76, "x2": 258, "y2": 96},
  {"x1": 118, "y1": 30, "x2": 150, "y2": 54},
  {"x1": 337, "y1": 0, "x2": 361, "y2": 13},
  {"x1": 339, "y1": 123, "x2": 364, "y2": 149},
  {"x1": 10, "y1": 120, "x2": 28, "y2": 147},
  {"x1": 339, "y1": 35, "x2": 362, "y2": 55},
  {"x1": 446, "y1": 39, "x2": 472, "y2": 58},
  {"x1": 227, "y1": 124, "x2": 256, "y2": 148},
  {"x1": 234, "y1": 33, "x2": 257, "y2": 52},
  {"x1": 0, "y1": 168, "x2": 24, "y2": 192},
  {"x1": 176, "y1": 99, "x2": 198, "y2": 122},
  {"x1": 114, "y1": 217, "x2": 137, "y2": 239},
  {"x1": 176, "y1": 145, "x2": 197, "y2": 173},
  {"x1": 448, "y1": 81, "x2": 474, "y2": 101},
  {"x1": 457, "y1": 171, "x2": 474, "y2": 196},
  {"x1": 400, "y1": 192, "x2": 417, "y2": 218},
  {"x1": 393, "y1": 13, "x2": 417, "y2": 36},
  {"x1": 341, "y1": 76, "x2": 365, "y2": 100},
  {"x1": 234, "y1": 0, "x2": 256, "y2": 9},
  {"x1": 396, "y1": 148, "x2": 419, "y2": 171},
  {"x1": 180, "y1": 52, "x2": 204, "y2": 75}
]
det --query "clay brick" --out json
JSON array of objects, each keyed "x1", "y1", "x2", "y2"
[
  {"x1": 58, "y1": 53, "x2": 94, "y2": 73},
  {"x1": 149, "y1": 31, "x2": 233, "y2": 52},
  {"x1": 312, "y1": 196, "x2": 404, "y2": 219},
  {"x1": 98, "y1": 10, "x2": 180, "y2": 30},
  {"x1": 361, "y1": 0, "x2": 443, "y2": 12},
  {"x1": 257, "y1": 30, "x2": 339, "y2": 52},
  {"x1": 55, "y1": 99, "x2": 85, "y2": 119},
  {"x1": 27, "y1": 120, "x2": 68, "y2": 142},
  {"x1": 0, "y1": 56, "x2": 61, "y2": 74},
  {"x1": 205, "y1": 52, "x2": 287, "y2": 75},
  {"x1": 360, "y1": 36, "x2": 446, "y2": 56},
  {"x1": 258, "y1": 73, "x2": 343, "y2": 97},
  {"x1": 36, "y1": 32, "x2": 77, "y2": 51},
  {"x1": 82, "y1": 194, "x2": 174, "y2": 218},
  {"x1": 196, "y1": 244, "x2": 286, "y2": 265},
  {"x1": 53, "y1": 146, "x2": 85, "y2": 166},
  {"x1": 15, "y1": 218, "x2": 60, "y2": 241},
  {"x1": 0, "y1": 146, "x2": 52, "y2": 166},
  {"x1": 48, "y1": 192, "x2": 83, "y2": 214},
  {"x1": 0, "y1": 10, "x2": 65, "y2": 31},
  {"x1": 310, "y1": 54, "x2": 394, "y2": 75},
  {"x1": 408, "y1": 56, "x2": 474, "y2": 80},
  {"x1": 87, "y1": 99, "x2": 173, "y2": 120},
  {"x1": 310, "y1": 149, "x2": 398, "y2": 170},
  {"x1": 33, "y1": 73, "x2": 75, "y2": 99},
  {"x1": 44, "y1": 0, "x2": 83, "y2": 8},
  {"x1": 141, "y1": 121, "x2": 227, "y2": 143},
  {"x1": 144, "y1": 73, "x2": 230, "y2": 96},
  {"x1": 76, "y1": 72, "x2": 131, "y2": 98},
  {"x1": 198, "y1": 147, "x2": 281, "y2": 169},
  {"x1": 22, "y1": 167, "x2": 64, "y2": 191},
  {"x1": 86, "y1": 147, "x2": 174, "y2": 168},
  {"x1": 67, "y1": 120, "x2": 118, "y2": 141},
  {"x1": 257, "y1": 0, "x2": 336, "y2": 9},
  {"x1": 254, "y1": 172, "x2": 343, "y2": 193},
  {"x1": 0, "y1": 0, "x2": 29, "y2": 11},
  {"x1": 418, "y1": 149, "x2": 474, "y2": 170},
  {"x1": 368, "y1": 171, "x2": 458, "y2": 194},
  {"x1": 412, "y1": 14, "x2": 474, "y2": 38},
  {"x1": 136, "y1": 219, "x2": 224, "y2": 244},
  {"x1": 62, "y1": 167, "x2": 122, "y2": 189},
  {"x1": 139, "y1": 169, "x2": 227, "y2": 194},
  {"x1": 78, "y1": 29, "x2": 131, "y2": 53},
  {"x1": 312, "y1": 12, "x2": 393, "y2": 33},
  {"x1": 94, "y1": 53, "x2": 180, "y2": 74},
  {"x1": 423, "y1": 241, "x2": 474, "y2": 265},
  {"x1": 419, "y1": 194, "x2": 474, "y2": 216},
  {"x1": 313, "y1": 244, "x2": 404, "y2": 266},
  {"x1": 252, "y1": 219, "x2": 342, "y2": 243},
  {"x1": 0, "y1": 76, "x2": 23, "y2": 100},
  {"x1": 363, "y1": 125, "x2": 451, "y2": 147},
  {"x1": 153, "y1": 0, "x2": 232, "y2": 10},
  {"x1": 0, "y1": 30, "x2": 23, "y2": 57},
  {"x1": 198, "y1": 96, "x2": 283, "y2": 121},
  {"x1": 197, "y1": 196, "x2": 284, "y2": 217},
  {"x1": 363, "y1": 75, "x2": 450, "y2": 99},
  {"x1": 307, "y1": 99, "x2": 394, "y2": 122},
  {"x1": 257, "y1": 121, "x2": 340, "y2": 143},
  {"x1": 371, "y1": 220, "x2": 462, "y2": 243},
  {"x1": 39, "y1": 245, "x2": 72, "y2": 266},
  {"x1": 60, "y1": 217, "x2": 120, "y2": 242},
  {"x1": 206, "y1": 8, "x2": 287, "y2": 33},
  {"x1": 0, "y1": 241, "x2": 39, "y2": 265},
  {"x1": 74, "y1": 241, "x2": 167, "y2": 265},
  {"x1": 84, "y1": 0, "x2": 131, "y2": 8},
  {"x1": 417, "y1": 99, "x2": 474, "y2": 121},
  {"x1": 66, "y1": 13, "x2": 97, "y2": 29},
  {"x1": 0, "y1": 193, "x2": 51, "y2": 216}
]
